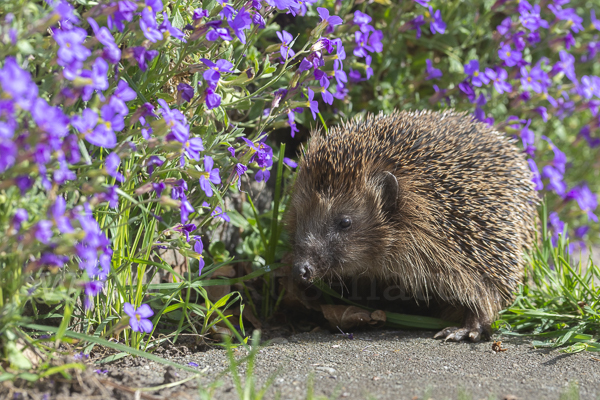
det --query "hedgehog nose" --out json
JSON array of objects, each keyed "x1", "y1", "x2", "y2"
[{"x1": 292, "y1": 261, "x2": 314, "y2": 284}]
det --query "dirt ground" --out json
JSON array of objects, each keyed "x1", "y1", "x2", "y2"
[{"x1": 8, "y1": 329, "x2": 599, "y2": 400}]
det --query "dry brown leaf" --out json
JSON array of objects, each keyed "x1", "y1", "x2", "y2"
[{"x1": 321, "y1": 305, "x2": 372, "y2": 331}]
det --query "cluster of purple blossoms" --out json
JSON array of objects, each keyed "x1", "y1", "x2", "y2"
[
  {"x1": 242, "y1": 135, "x2": 273, "y2": 182},
  {"x1": 405, "y1": 2, "x2": 446, "y2": 39},
  {"x1": 421, "y1": 0, "x2": 599, "y2": 247},
  {"x1": 200, "y1": 58, "x2": 233, "y2": 110},
  {"x1": 350, "y1": 10, "x2": 383, "y2": 83}
]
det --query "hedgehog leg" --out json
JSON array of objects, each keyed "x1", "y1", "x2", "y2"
[{"x1": 433, "y1": 310, "x2": 491, "y2": 342}]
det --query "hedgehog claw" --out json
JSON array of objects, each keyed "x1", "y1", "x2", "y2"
[{"x1": 434, "y1": 326, "x2": 483, "y2": 342}]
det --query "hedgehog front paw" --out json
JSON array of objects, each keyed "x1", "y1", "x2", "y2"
[{"x1": 434, "y1": 326, "x2": 483, "y2": 342}]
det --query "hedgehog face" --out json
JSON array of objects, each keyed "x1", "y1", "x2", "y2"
[{"x1": 290, "y1": 171, "x2": 399, "y2": 286}]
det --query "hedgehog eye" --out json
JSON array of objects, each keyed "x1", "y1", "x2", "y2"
[{"x1": 338, "y1": 217, "x2": 352, "y2": 230}]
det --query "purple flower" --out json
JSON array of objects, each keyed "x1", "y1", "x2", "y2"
[
  {"x1": 49, "y1": 196, "x2": 74, "y2": 233},
  {"x1": 542, "y1": 136, "x2": 566, "y2": 174},
  {"x1": 145, "y1": 157, "x2": 163, "y2": 176},
  {"x1": 317, "y1": 7, "x2": 343, "y2": 27},
  {"x1": 12, "y1": 208, "x2": 28, "y2": 231},
  {"x1": 563, "y1": 32, "x2": 576, "y2": 49},
  {"x1": 464, "y1": 60, "x2": 489, "y2": 87},
  {"x1": 548, "y1": 5, "x2": 583, "y2": 33},
  {"x1": 519, "y1": 4, "x2": 548, "y2": 31},
  {"x1": 277, "y1": 30, "x2": 295, "y2": 60},
  {"x1": 497, "y1": 17, "x2": 512, "y2": 36},
  {"x1": 425, "y1": 59, "x2": 442, "y2": 80},
  {"x1": 103, "y1": 185, "x2": 119, "y2": 208},
  {"x1": 252, "y1": 11, "x2": 266, "y2": 28},
  {"x1": 83, "y1": 281, "x2": 103, "y2": 309},
  {"x1": 458, "y1": 80, "x2": 476, "y2": 102},
  {"x1": 40, "y1": 253, "x2": 68, "y2": 269},
  {"x1": 229, "y1": 7, "x2": 252, "y2": 44},
  {"x1": 158, "y1": 99, "x2": 189, "y2": 141},
  {"x1": 145, "y1": 0, "x2": 163, "y2": 13},
  {"x1": 551, "y1": 50, "x2": 576, "y2": 83},
  {"x1": 178, "y1": 83, "x2": 194, "y2": 102},
  {"x1": 15, "y1": 176, "x2": 34, "y2": 194},
  {"x1": 194, "y1": 239, "x2": 205, "y2": 274},
  {"x1": 176, "y1": 223, "x2": 197, "y2": 242},
  {"x1": 0, "y1": 140, "x2": 17, "y2": 173},
  {"x1": 566, "y1": 184, "x2": 598, "y2": 222},
  {"x1": 369, "y1": 30, "x2": 383, "y2": 53},
  {"x1": 159, "y1": 12, "x2": 186, "y2": 42},
  {"x1": 578, "y1": 76, "x2": 597, "y2": 100},
  {"x1": 520, "y1": 65, "x2": 550, "y2": 93},
  {"x1": 204, "y1": 84, "x2": 221, "y2": 110},
  {"x1": 88, "y1": 18, "x2": 121, "y2": 63},
  {"x1": 206, "y1": 21, "x2": 233, "y2": 41},
  {"x1": 542, "y1": 166, "x2": 567, "y2": 196},
  {"x1": 485, "y1": 68, "x2": 512, "y2": 94},
  {"x1": 579, "y1": 125, "x2": 600, "y2": 148},
  {"x1": 31, "y1": 97, "x2": 69, "y2": 138},
  {"x1": 283, "y1": 157, "x2": 297, "y2": 168},
  {"x1": 524, "y1": 106, "x2": 544, "y2": 123},
  {"x1": 527, "y1": 159, "x2": 543, "y2": 190},
  {"x1": 193, "y1": 8, "x2": 209, "y2": 20},
  {"x1": 413, "y1": 0, "x2": 430, "y2": 6},
  {"x1": 199, "y1": 156, "x2": 221, "y2": 197},
  {"x1": 203, "y1": 202, "x2": 230, "y2": 222},
  {"x1": 72, "y1": 108, "x2": 98, "y2": 137},
  {"x1": 124, "y1": 303, "x2": 154, "y2": 333},
  {"x1": 548, "y1": 212, "x2": 566, "y2": 247},
  {"x1": 140, "y1": 8, "x2": 163, "y2": 43},
  {"x1": 409, "y1": 15, "x2": 425, "y2": 38},
  {"x1": 107, "y1": 1, "x2": 137, "y2": 32},
  {"x1": 592, "y1": 10, "x2": 600, "y2": 31},
  {"x1": 353, "y1": 30, "x2": 373, "y2": 58},
  {"x1": 520, "y1": 120, "x2": 536, "y2": 156},
  {"x1": 105, "y1": 152, "x2": 124, "y2": 182},
  {"x1": 306, "y1": 88, "x2": 319, "y2": 120},
  {"x1": 353, "y1": 10, "x2": 372, "y2": 27},
  {"x1": 86, "y1": 104, "x2": 123, "y2": 148},
  {"x1": 34, "y1": 220, "x2": 53, "y2": 244},
  {"x1": 498, "y1": 44, "x2": 522, "y2": 67},
  {"x1": 234, "y1": 162, "x2": 247, "y2": 189},
  {"x1": 184, "y1": 136, "x2": 204, "y2": 162},
  {"x1": 428, "y1": 6, "x2": 446, "y2": 34},
  {"x1": 242, "y1": 135, "x2": 273, "y2": 181},
  {"x1": 54, "y1": 27, "x2": 91, "y2": 66},
  {"x1": 113, "y1": 80, "x2": 137, "y2": 108},
  {"x1": 179, "y1": 193, "x2": 195, "y2": 223},
  {"x1": 201, "y1": 59, "x2": 233, "y2": 85},
  {"x1": 130, "y1": 47, "x2": 159, "y2": 71},
  {"x1": 0, "y1": 57, "x2": 39, "y2": 111},
  {"x1": 152, "y1": 182, "x2": 166, "y2": 197}
]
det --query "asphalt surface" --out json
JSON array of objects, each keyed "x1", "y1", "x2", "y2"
[{"x1": 104, "y1": 329, "x2": 600, "y2": 400}]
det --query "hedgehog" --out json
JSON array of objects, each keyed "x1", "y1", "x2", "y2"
[{"x1": 286, "y1": 110, "x2": 538, "y2": 342}]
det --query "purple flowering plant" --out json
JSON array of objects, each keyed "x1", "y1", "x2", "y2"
[
  {"x1": 2, "y1": 0, "x2": 600, "y2": 368},
  {"x1": 0, "y1": 0, "x2": 388, "y2": 364},
  {"x1": 371, "y1": 0, "x2": 600, "y2": 252}
]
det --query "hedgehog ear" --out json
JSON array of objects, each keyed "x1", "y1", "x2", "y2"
[{"x1": 376, "y1": 171, "x2": 398, "y2": 214}]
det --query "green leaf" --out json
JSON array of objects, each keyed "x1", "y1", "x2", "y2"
[
  {"x1": 5, "y1": 341, "x2": 32, "y2": 370},
  {"x1": 172, "y1": 9, "x2": 185, "y2": 30}
]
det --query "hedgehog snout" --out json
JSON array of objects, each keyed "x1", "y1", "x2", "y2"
[{"x1": 292, "y1": 260, "x2": 315, "y2": 285}]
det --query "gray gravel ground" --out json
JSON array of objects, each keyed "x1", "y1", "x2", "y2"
[{"x1": 106, "y1": 329, "x2": 600, "y2": 400}]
